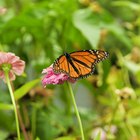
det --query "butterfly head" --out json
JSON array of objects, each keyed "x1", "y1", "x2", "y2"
[{"x1": 64, "y1": 52, "x2": 72, "y2": 61}]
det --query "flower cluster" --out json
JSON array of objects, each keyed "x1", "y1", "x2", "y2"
[
  {"x1": 42, "y1": 65, "x2": 76, "y2": 87},
  {"x1": 0, "y1": 52, "x2": 25, "y2": 81}
]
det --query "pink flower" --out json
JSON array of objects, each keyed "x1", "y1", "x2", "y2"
[
  {"x1": 0, "y1": 52, "x2": 25, "y2": 81},
  {"x1": 42, "y1": 65, "x2": 76, "y2": 87}
]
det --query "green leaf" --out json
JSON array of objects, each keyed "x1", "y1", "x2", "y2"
[
  {"x1": 124, "y1": 60, "x2": 140, "y2": 73},
  {"x1": 0, "y1": 103, "x2": 13, "y2": 110},
  {"x1": 73, "y1": 8, "x2": 132, "y2": 49},
  {"x1": 73, "y1": 9, "x2": 101, "y2": 49},
  {"x1": 112, "y1": 1, "x2": 140, "y2": 11},
  {"x1": 14, "y1": 79, "x2": 40, "y2": 100}
]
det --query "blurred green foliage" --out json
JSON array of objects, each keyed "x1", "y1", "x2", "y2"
[{"x1": 0, "y1": 0, "x2": 140, "y2": 140}]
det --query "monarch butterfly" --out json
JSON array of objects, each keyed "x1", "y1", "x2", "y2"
[{"x1": 53, "y1": 50, "x2": 108, "y2": 79}]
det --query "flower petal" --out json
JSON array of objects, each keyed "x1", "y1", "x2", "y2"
[
  {"x1": 12, "y1": 60, "x2": 25, "y2": 75},
  {"x1": 0, "y1": 52, "x2": 9, "y2": 64},
  {"x1": 0, "y1": 52, "x2": 25, "y2": 81},
  {"x1": 42, "y1": 65, "x2": 76, "y2": 87}
]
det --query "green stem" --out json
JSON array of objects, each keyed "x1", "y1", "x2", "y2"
[
  {"x1": 4, "y1": 71, "x2": 21, "y2": 140},
  {"x1": 63, "y1": 84, "x2": 71, "y2": 115},
  {"x1": 67, "y1": 82, "x2": 85, "y2": 140}
]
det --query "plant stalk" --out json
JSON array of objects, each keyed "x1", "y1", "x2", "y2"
[
  {"x1": 67, "y1": 82, "x2": 85, "y2": 140},
  {"x1": 5, "y1": 71, "x2": 21, "y2": 140}
]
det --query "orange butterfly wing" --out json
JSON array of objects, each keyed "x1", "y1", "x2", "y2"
[{"x1": 53, "y1": 50, "x2": 108, "y2": 79}]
